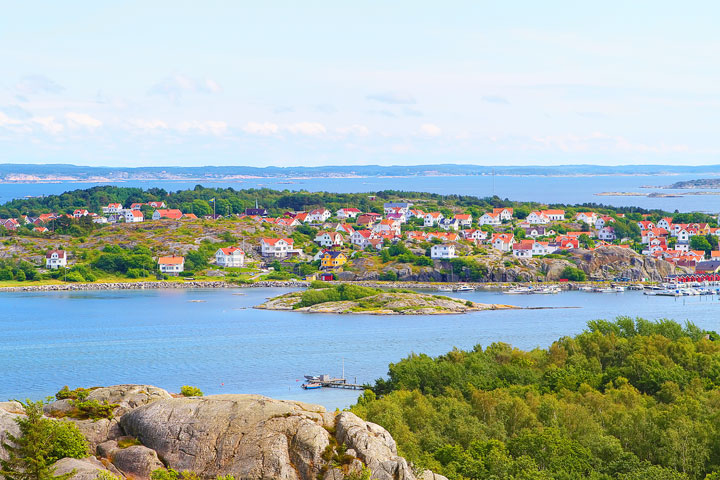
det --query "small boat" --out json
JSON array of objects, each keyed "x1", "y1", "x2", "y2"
[
  {"x1": 577, "y1": 286, "x2": 593, "y2": 292},
  {"x1": 613, "y1": 286, "x2": 626, "y2": 292},
  {"x1": 437, "y1": 285, "x2": 454, "y2": 292},
  {"x1": 454, "y1": 285, "x2": 475, "y2": 292},
  {"x1": 627, "y1": 284, "x2": 644, "y2": 290},
  {"x1": 533, "y1": 286, "x2": 560, "y2": 294},
  {"x1": 593, "y1": 287, "x2": 616, "y2": 293},
  {"x1": 505, "y1": 286, "x2": 533, "y2": 294},
  {"x1": 301, "y1": 382, "x2": 322, "y2": 390}
]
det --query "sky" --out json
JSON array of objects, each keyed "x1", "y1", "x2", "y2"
[{"x1": 1, "y1": 1, "x2": 720, "y2": 168}]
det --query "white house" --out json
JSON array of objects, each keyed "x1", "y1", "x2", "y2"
[
  {"x1": 215, "y1": 247, "x2": 245, "y2": 267},
  {"x1": 454, "y1": 214, "x2": 473, "y2": 227},
  {"x1": 424, "y1": 212, "x2": 444, "y2": 227},
  {"x1": 45, "y1": 250, "x2": 67, "y2": 269},
  {"x1": 478, "y1": 213, "x2": 501, "y2": 226},
  {"x1": 598, "y1": 226, "x2": 616, "y2": 241},
  {"x1": 102, "y1": 203, "x2": 123, "y2": 214},
  {"x1": 124, "y1": 210, "x2": 144, "y2": 223},
  {"x1": 430, "y1": 244, "x2": 456, "y2": 259},
  {"x1": 439, "y1": 218, "x2": 460, "y2": 231},
  {"x1": 158, "y1": 256, "x2": 184, "y2": 275},
  {"x1": 461, "y1": 229, "x2": 488, "y2": 241},
  {"x1": 575, "y1": 212, "x2": 597, "y2": 225},
  {"x1": 524, "y1": 226, "x2": 547, "y2": 238},
  {"x1": 306, "y1": 208, "x2": 331, "y2": 223},
  {"x1": 314, "y1": 231, "x2": 344, "y2": 248},
  {"x1": 542, "y1": 210, "x2": 565, "y2": 221},
  {"x1": 351, "y1": 230, "x2": 377, "y2": 248},
  {"x1": 260, "y1": 238, "x2": 295, "y2": 257},
  {"x1": 336, "y1": 208, "x2": 361, "y2": 219},
  {"x1": 383, "y1": 202, "x2": 412, "y2": 215},
  {"x1": 73, "y1": 209, "x2": 89, "y2": 218},
  {"x1": 373, "y1": 219, "x2": 401, "y2": 236},
  {"x1": 526, "y1": 211, "x2": 550, "y2": 225},
  {"x1": 595, "y1": 216, "x2": 615, "y2": 230},
  {"x1": 491, "y1": 233, "x2": 514, "y2": 252},
  {"x1": 493, "y1": 208, "x2": 514, "y2": 221}
]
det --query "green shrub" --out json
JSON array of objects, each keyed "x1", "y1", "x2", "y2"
[
  {"x1": 71, "y1": 399, "x2": 118, "y2": 420},
  {"x1": 180, "y1": 385, "x2": 204, "y2": 397},
  {"x1": 55, "y1": 385, "x2": 91, "y2": 401},
  {"x1": 117, "y1": 437, "x2": 142, "y2": 448},
  {"x1": 64, "y1": 271, "x2": 85, "y2": 282},
  {"x1": 560, "y1": 266, "x2": 587, "y2": 281}
]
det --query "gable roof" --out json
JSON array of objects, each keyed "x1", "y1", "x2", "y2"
[{"x1": 158, "y1": 256, "x2": 184, "y2": 265}]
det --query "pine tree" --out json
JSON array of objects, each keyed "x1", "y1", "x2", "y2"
[{"x1": 0, "y1": 400, "x2": 78, "y2": 480}]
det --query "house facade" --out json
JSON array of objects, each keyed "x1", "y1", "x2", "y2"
[
  {"x1": 158, "y1": 256, "x2": 184, "y2": 275},
  {"x1": 430, "y1": 244, "x2": 456, "y2": 259},
  {"x1": 45, "y1": 250, "x2": 67, "y2": 269},
  {"x1": 260, "y1": 238, "x2": 295, "y2": 257},
  {"x1": 215, "y1": 247, "x2": 245, "y2": 267}
]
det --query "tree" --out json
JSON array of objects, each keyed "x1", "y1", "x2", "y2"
[
  {"x1": 560, "y1": 266, "x2": 586, "y2": 281},
  {"x1": 1, "y1": 400, "x2": 88, "y2": 480},
  {"x1": 690, "y1": 235, "x2": 712, "y2": 254}
]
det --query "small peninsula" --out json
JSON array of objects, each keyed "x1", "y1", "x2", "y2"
[{"x1": 255, "y1": 283, "x2": 516, "y2": 314}]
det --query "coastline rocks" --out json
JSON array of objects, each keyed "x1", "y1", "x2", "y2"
[
  {"x1": 84, "y1": 385, "x2": 173, "y2": 417},
  {"x1": 70, "y1": 418, "x2": 123, "y2": 452},
  {"x1": 51, "y1": 457, "x2": 116, "y2": 480},
  {"x1": 335, "y1": 412, "x2": 416, "y2": 480},
  {"x1": 110, "y1": 445, "x2": 164, "y2": 479},
  {"x1": 0, "y1": 409, "x2": 22, "y2": 462},
  {"x1": 120, "y1": 394, "x2": 333, "y2": 479}
]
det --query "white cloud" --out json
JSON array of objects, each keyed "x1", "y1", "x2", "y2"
[
  {"x1": 128, "y1": 119, "x2": 169, "y2": 131},
  {"x1": 287, "y1": 122, "x2": 326, "y2": 135},
  {"x1": 32, "y1": 116, "x2": 64, "y2": 134},
  {"x1": 419, "y1": 123, "x2": 442, "y2": 137},
  {"x1": 66, "y1": 112, "x2": 103, "y2": 129},
  {"x1": 178, "y1": 120, "x2": 227, "y2": 135},
  {"x1": 243, "y1": 122, "x2": 279, "y2": 136},
  {"x1": 336, "y1": 124, "x2": 370, "y2": 136}
]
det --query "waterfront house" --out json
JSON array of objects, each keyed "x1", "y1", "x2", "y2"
[
  {"x1": 491, "y1": 233, "x2": 514, "y2": 252},
  {"x1": 260, "y1": 238, "x2": 295, "y2": 257},
  {"x1": 424, "y1": 212, "x2": 444, "y2": 227},
  {"x1": 215, "y1": 247, "x2": 245, "y2": 267},
  {"x1": 314, "y1": 231, "x2": 344, "y2": 248},
  {"x1": 321, "y1": 251, "x2": 348, "y2": 268},
  {"x1": 477, "y1": 212, "x2": 501, "y2": 226},
  {"x1": 45, "y1": 250, "x2": 67, "y2": 269},
  {"x1": 152, "y1": 209, "x2": 183, "y2": 220},
  {"x1": 336, "y1": 208, "x2": 361, "y2": 219},
  {"x1": 430, "y1": 244, "x2": 456, "y2": 259},
  {"x1": 102, "y1": 203, "x2": 123, "y2": 214},
  {"x1": 158, "y1": 256, "x2": 184, "y2": 275}
]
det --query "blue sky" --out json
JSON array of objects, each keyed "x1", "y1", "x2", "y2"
[{"x1": 1, "y1": 1, "x2": 719, "y2": 167}]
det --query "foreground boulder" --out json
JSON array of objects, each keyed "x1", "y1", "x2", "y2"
[
  {"x1": 121, "y1": 394, "x2": 333, "y2": 480},
  {"x1": 51, "y1": 457, "x2": 115, "y2": 480}
]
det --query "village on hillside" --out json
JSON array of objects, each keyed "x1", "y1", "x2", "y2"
[{"x1": 0, "y1": 188, "x2": 719, "y2": 284}]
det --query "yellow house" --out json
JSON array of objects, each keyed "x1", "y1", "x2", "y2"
[{"x1": 321, "y1": 251, "x2": 347, "y2": 268}]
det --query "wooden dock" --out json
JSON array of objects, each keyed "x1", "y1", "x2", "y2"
[{"x1": 304, "y1": 375, "x2": 366, "y2": 390}]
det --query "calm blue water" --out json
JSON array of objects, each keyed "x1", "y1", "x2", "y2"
[
  {"x1": 1, "y1": 287, "x2": 719, "y2": 410},
  {"x1": 2, "y1": 174, "x2": 720, "y2": 212}
]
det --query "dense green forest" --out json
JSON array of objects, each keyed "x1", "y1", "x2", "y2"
[
  {"x1": 352, "y1": 318, "x2": 720, "y2": 480},
  {"x1": 0, "y1": 184, "x2": 703, "y2": 221}
]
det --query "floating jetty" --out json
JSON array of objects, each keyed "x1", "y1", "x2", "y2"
[{"x1": 302, "y1": 374, "x2": 366, "y2": 390}]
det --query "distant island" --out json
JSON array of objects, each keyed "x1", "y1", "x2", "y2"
[
  {"x1": 665, "y1": 178, "x2": 720, "y2": 189},
  {"x1": 256, "y1": 283, "x2": 515, "y2": 315},
  {"x1": 5, "y1": 163, "x2": 720, "y2": 183}
]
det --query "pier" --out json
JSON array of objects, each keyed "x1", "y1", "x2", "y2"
[{"x1": 303, "y1": 374, "x2": 367, "y2": 390}]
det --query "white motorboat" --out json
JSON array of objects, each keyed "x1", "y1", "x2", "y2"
[{"x1": 454, "y1": 285, "x2": 475, "y2": 292}]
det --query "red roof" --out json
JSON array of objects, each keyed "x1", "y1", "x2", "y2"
[
  {"x1": 219, "y1": 247, "x2": 244, "y2": 255},
  {"x1": 156, "y1": 209, "x2": 183, "y2": 219},
  {"x1": 158, "y1": 256, "x2": 184, "y2": 265},
  {"x1": 46, "y1": 250, "x2": 65, "y2": 259},
  {"x1": 262, "y1": 238, "x2": 293, "y2": 245}
]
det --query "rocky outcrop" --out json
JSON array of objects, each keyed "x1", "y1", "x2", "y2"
[
  {"x1": 336, "y1": 412, "x2": 416, "y2": 480},
  {"x1": 0, "y1": 408, "x2": 22, "y2": 463},
  {"x1": 257, "y1": 291, "x2": 515, "y2": 315},
  {"x1": 51, "y1": 457, "x2": 115, "y2": 480},
  {"x1": 2, "y1": 386, "x2": 442, "y2": 480},
  {"x1": 120, "y1": 395, "x2": 333, "y2": 480}
]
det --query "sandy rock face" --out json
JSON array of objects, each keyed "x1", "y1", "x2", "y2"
[
  {"x1": 85, "y1": 385, "x2": 173, "y2": 417},
  {"x1": 120, "y1": 394, "x2": 334, "y2": 480},
  {"x1": 51, "y1": 457, "x2": 115, "y2": 480},
  {"x1": 0, "y1": 409, "x2": 22, "y2": 463}
]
